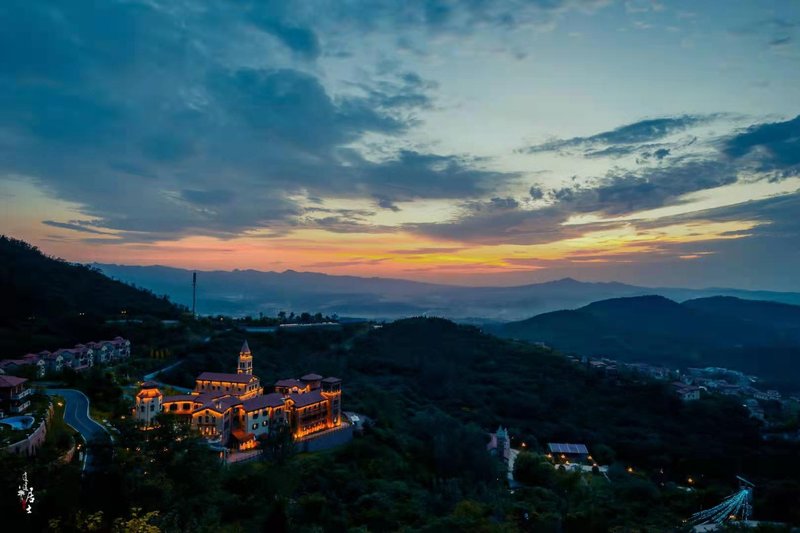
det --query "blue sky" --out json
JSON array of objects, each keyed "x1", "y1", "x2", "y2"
[{"x1": 1, "y1": 0, "x2": 799, "y2": 289}]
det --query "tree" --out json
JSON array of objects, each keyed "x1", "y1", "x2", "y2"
[
  {"x1": 112, "y1": 508, "x2": 160, "y2": 533},
  {"x1": 260, "y1": 421, "x2": 295, "y2": 464},
  {"x1": 514, "y1": 453, "x2": 556, "y2": 488}
]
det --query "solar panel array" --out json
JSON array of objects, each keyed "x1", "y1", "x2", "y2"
[{"x1": 548, "y1": 443, "x2": 589, "y2": 454}]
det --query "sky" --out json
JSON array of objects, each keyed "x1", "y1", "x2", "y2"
[{"x1": 1, "y1": 0, "x2": 799, "y2": 289}]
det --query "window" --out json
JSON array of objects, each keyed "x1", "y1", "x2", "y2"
[
  {"x1": 252, "y1": 423, "x2": 258, "y2": 430},
  {"x1": 170, "y1": 404, "x2": 178, "y2": 412},
  {"x1": 150, "y1": 404, "x2": 155, "y2": 411},
  {"x1": 183, "y1": 403, "x2": 190, "y2": 410},
  {"x1": 140, "y1": 405, "x2": 145, "y2": 412},
  {"x1": 253, "y1": 412, "x2": 259, "y2": 420},
  {"x1": 262, "y1": 420, "x2": 267, "y2": 427}
]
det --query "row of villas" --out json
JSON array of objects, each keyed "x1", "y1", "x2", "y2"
[
  {"x1": 0, "y1": 337, "x2": 131, "y2": 378},
  {"x1": 574, "y1": 356, "x2": 788, "y2": 407},
  {"x1": 134, "y1": 341, "x2": 344, "y2": 450}
]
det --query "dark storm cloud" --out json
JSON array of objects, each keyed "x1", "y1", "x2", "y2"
[
  {"x1": 0, "y1": 0, "x2": 517, "y2": 242},
  {"x1": 520, "y1": 115, "x2": 714, "y2": 156}
]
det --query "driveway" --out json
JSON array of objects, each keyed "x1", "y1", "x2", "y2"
[{"x1": 44, "y1": 388, "x2": 111, "y2": 471}]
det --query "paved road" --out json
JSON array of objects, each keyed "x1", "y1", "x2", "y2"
[{"x1": 45, "y1": 389, "x2": 110, "y2": 471}]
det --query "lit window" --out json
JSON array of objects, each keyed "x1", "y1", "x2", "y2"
[{"x1": 252, "y1": 423, "x2": 258, "y2": 430}]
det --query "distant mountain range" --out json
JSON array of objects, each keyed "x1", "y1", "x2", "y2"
[
  {"x1": 95, "y1": 263, "x2": 800, "y2": 321},
  {"x1": 493, "y1": 295, "x2": 800, "y2": 389}
]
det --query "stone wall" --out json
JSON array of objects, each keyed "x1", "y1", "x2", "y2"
[
  {"x1": 3, "y1": 404, "x2": 53, "y2": 457},
  {"x1": 295, "y1": 423, "x2": 353, "y2": 453}
]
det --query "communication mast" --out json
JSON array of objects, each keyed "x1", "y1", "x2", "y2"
[{"x1": 192, "y1": 271, "x2": 197, "y2": 318}]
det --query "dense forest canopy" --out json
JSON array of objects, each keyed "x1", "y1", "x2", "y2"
[{"x1": 0, "y1": 236, "x2": 185, "y2": 355}]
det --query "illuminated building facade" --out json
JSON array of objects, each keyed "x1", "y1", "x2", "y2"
[{"x1": 133, "y1": 341, "x2": 343, "y2": 450}]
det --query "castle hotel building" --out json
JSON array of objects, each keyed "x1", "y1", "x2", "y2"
[{"x1": 134, "y1": 341, "x2": 343, "y2": 449}]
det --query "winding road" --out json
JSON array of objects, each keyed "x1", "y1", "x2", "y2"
[{"x1": 44, "y1": 388, "x2": 111, "y2": 472}]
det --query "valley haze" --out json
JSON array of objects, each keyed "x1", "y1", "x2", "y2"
[{"x1": 96, "y1": 263, "x2": 800, "y2": 321}]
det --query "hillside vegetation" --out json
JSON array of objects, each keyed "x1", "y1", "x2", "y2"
[
  {"x1": 0, "y1": 236, "x2": 184, "y2": 355},
  {"x1": 149, "y1": 318, "x2": 800, "y2": 529},
  {"x1": 497, "y1": 295, "x2": 800, "y2": 388}
]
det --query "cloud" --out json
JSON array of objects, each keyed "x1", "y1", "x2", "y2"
[
  {"x1": 0, "y1": 0, "x2": 516, "y2": 242},
  {"x1": 42, "y1": 220, "x2": 114, "y2": 235},
  {"x1": 387, "y1": 246, "x2": 467, "y2": 255},
  {"x1": 408, "y1": 153, "x2": 741, "y2": 244},
  {"x1": 375, "y1": 196, "x2": 401, "y2": 211},
  {"x1": 520, "y1": 115, "x2": 714, "y2": 155},
  {"x1": 246, "y1": 10, "x2": 321, "y2": 60},
  {"x1": 722, "y1": 114, "x2": 800, "y2": 169},
  {"x1": 529, "y1": 185, "x2": 546, "y2": 200}
]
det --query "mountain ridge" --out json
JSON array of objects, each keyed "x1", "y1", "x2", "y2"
[
  {"x1": 95, "y1": 262, "x2": 800, "y2": 320},
  {"x1": 496, "y1": 294, "x2": 800, "y2": 388}
]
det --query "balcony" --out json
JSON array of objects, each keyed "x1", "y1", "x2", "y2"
[
  {"x1": 10, "y1": 388, "x2": 32, "y2": 401},
  {"x1": 10, "y1": 401, "x2": 31, "y2": 414}
]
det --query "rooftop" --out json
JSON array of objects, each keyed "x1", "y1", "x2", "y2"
[
  {"x1": 197, "y1": 372, "x2": 256, "y2": 384},
  {"x1": 242, "y1": 393, "x2": 285, "y2": 411},
  {"x1": 275, "y1": 378, "x2": 305, "y2": 388},
  {"x1": 548, "y1": 443, "x2": 589, "y2": 455},
  {"x1": 289, "y1": 389, "x2": 325, "y2": 408},
  {"x1": 0, "y1": 375, "x2": 27, "y2": 388}
]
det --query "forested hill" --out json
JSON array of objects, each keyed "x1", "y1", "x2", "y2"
[
  {"x1": 0, "y1": 236, "x2": 184, "y2": 354},
  {"x1": 151, "y1": 318, "x2": 800, "y2": 528},
  {"x1": 495, "y1": 294, "x2": 800, "y2": 387}
]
